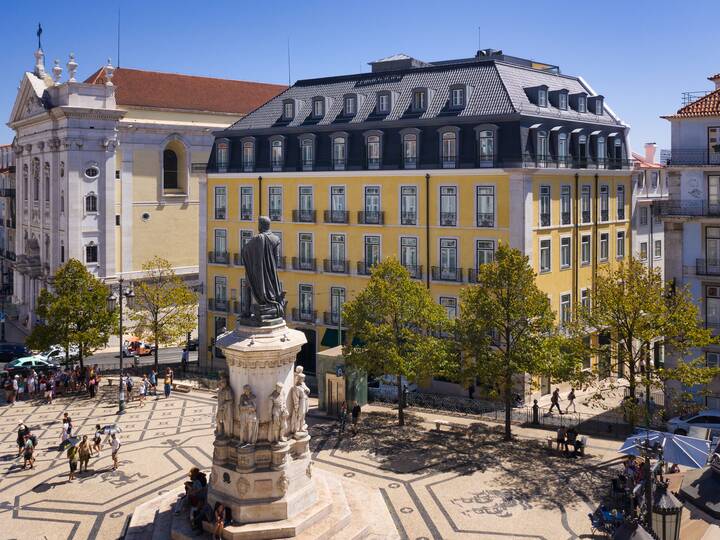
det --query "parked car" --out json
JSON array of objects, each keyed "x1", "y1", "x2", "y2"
[
  {"x1": 0, "y1": 342, "x2": 31, "y2": 364},
  {"x1": 36, "y1": 344, "x2": 79, "y2": 364},
  {"x1": 1, "y1": 356, "x2": 60, "y2": 380},
  {"x1": 666, "y1": 409, "x2": 720, "y2": 436},
  {"x1": 123, "y1": 337, "x2": 156, "y2": 357}
]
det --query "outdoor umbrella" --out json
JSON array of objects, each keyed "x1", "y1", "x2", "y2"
[
  {"x1": 618, "y1": 429, "x2": 711, "y2": 469},
  {"x1": 103, "y1": 424, "x2": 122, "y2": 435}
]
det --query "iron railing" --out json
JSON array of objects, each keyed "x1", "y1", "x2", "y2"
[
  {"x1": 323, "y1": 210, "x2": 349, "y2": 224},
  {"x1": 665, "y1": 149, "x2": 720, "y2": 167},
  {"x1": 358, "y1": 211, "x2": 384, "y2": 225},
  {"x1": 291, "y1": 308, "x2": 316, "y2": 323},
  {"x1": 654, "y1": 201, "x2": 720, "y2": 217},
  {"x1": 476, "y1": 213, "x2": 494, "y2": 228},
  {"x1": 431, "y1": 266, "x2": 463, "y2": 282},
  {"x1": 292, "y1": 209, "x2": 316, "y2": 223},
  {"x1": 208, "y1": 298, "x2": 230, "y2": 313},
  {"x1": 292, "y1": 257, "x2": 316, "y2": 271},
  {"x1": 697, "y1": 259, "x2": 720, "y2": 276},
  {"x1": 401, "y1": 212, "x2": 417, "y2": 225},
  {"x1": 323, "y1": 259, "x2": 349, "y2": 274},
  {"x1": 323, "y1": 312, "x2": 345, "y2": 326},
  {"x1": 233, "y1": 253, "x2": 243, "y2": 266},
  {"x1": 402, "y1": 264, "x2": 423, "y2": 280},
  {"x1": 357, "y1": 261, "x2": 376, "y2": 276},
  {"x1": 440, "y1": 212, "x2": 457, "y2": 226},
  {"x1": 208, "y1": 251, "x2": 230, "y2": 265},
  {"x1": 269, "y1": 209, "x2": 282, "y2": 221}
]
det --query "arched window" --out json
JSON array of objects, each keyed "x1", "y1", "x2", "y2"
[
  {"x1": 333, "y1": 137, "x2": 346, "y2": 169},
  {"x1": 441, "y1": 132, "x2": 457, "y2": 168},
  {"x1": 216, "y1": 140, "x2": 229, "y2": 172},
  {"x1": 597, "y1": 136, "x2": 606, "y2": 166},
  {"x1": 403, "y1": 133, "x2": 417, "y2": 168},
  {"x1": 478, "y1": 130, "x2": 494, "y2": 165},
  {"x1": 242, "y1": 141, "x2": 254, "y2": 171},
  {"x1": 271, "y1": 140, "x2": 284, "y2": 170},
  {"x1": 578, "y1": 134, "x2": 588, "y2": 162},
  {"x1": 366, "y1": 135, "x2": 380, "y2": 169},
  {"x1": 85, "y1": 193, "x2": 98, "y2": 213},
  {"x1": 163, "y1": 149, "x2": 178, "y2": 189},
  {"x1": 44, "y1": 162, "x2": 50, "y2": 202}
]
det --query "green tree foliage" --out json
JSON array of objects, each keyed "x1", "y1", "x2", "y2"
[
  {"x1": 342, "y1": 258, "x2": 451, "y2": 426},
  {"x1": 572, "y1": 257, "x2": 715, "y2": 424},
  {"x1": 129, "y1": 257, "x2": 198, "y2": 371},
  {"x1": 456, "y1": 245, "x2": 581, "y2": 440},
  {"x1": 27, "y1": 259, "x2": 117, "y2": 369}
]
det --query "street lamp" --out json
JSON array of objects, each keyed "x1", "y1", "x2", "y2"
[
  {"x1": 651, "y1": 481, "x2": 683, "y2": 540},
  {"x1": 637, "y1": 437, "x2": 663, "y2": 534},
  {"x1": 107, "y1": 276, "x2": 134, "y2": 414}
]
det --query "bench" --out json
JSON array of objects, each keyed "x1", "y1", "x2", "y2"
[
  {"x1": 546, "y1": 435, "x2": 588, "y2": 456},
  {"x1": 173, "y1": 383, "x2": 192, "y2": 394},
  {"x1": 433, "y1": 419, "x2": 473, "y2": 438}
]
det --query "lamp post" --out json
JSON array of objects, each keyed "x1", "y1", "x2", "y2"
[
  {"x1": 651, "y1": 481, "x2": 683, "y2": 540},
  {"x1": 637, "y1": 436, "x2": 663, "y2": 535},
  {"x1": 107, "y1": 276, "x2": 134, "y2": 414}
]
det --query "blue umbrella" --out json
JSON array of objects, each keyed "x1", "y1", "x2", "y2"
[{"x1": 618, "y1": 429, "x2": 712, "y2": 469}]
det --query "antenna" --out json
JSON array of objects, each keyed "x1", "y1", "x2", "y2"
[
  {"x1": 287, "y1": 37, "x2": 291, "y2": 86},
  {"x1": 117, "y1": 7, "x2": 121, "y2": 68}
]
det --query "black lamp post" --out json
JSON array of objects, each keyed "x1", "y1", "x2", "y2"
[
  {"x1": 107, "y1": 276, "x2": 134, "y2": 414},
  {"x1": 651, "y1": 481, "x2": 683, "y2": 540},
  {"x1": 637, "y1": 436, "x2": 663, "y2": 534}
]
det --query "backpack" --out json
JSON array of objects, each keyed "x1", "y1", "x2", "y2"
[
  {"x1": 126, "y1": 378, "x2": 133, "y2": 390},
  {"x1": 30, "y1": 435, "x2": 38, "y2": 448},
  {"x1": 198, "y1": 472, "x2": 208, "y2": 487}
]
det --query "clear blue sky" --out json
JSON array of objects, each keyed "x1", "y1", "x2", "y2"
[{"x1": 2, "y1": 0, "x2": 719, "y2": 151}]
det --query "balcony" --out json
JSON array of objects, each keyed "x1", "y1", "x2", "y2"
[
  {"x1": 323, "y1": 210, "x2": 349, "y2": 224},
  {"x1": 539, "y1": 213, "x2": 550, "y2": 227},
  {"x1": 401, "y1": 212, "x2": 417, "y2": 225},
  {"x1": 367, "y1": 157, "x2": 381, "y2": 170},
  {"x1": 5, "y1": 251, "x2": 15, "y2": 262},
  {"x1": 0, "y1": 188, "x2": 15, "y2": 198},
  {"x1": 292, "y1": 257, "x2": 316, "y2": 272},
  {"x1": 333, "y1": 159, "x2": 346, "y2": 171},
  {"x1": 403, "y1": 157, "x2": 417, "y2": 169},
  {"x1": 697, "y1": 259, "x2": 720, "y2": 276},
  {"x1": 476, "y1": 213, "x2": 494, "y2": 228},
  {"x1": 5, "y1": 218, "x2": 15, "y2": 229},
  {"x1": 302, "y1": 159, "x2": 314, "y2": 171},
  {"x1": 358, "y1": 211, "x2": 384, "y2": 225},
  {"x1": 431, "y1": 266, "x2": 463, "y2": 283},
  {"x1": 442, "y1": 155, "x2": 457, "y2": 169},
  {"x1": 323, "y1": 311, "x2": 346, "y2": 327},
  {"x1": 323, "y1": 259, "x2": 349, "y2": 274},
  {"x1": 666, "y1": 149, "x2": 720, "y2": 167},
  {"x1": 581, "y1": 211, "x2": 591, "y2": 223},
  {"x1": 208, "y1": 251, "x2": 230, "y2": 265},
  {"x1": 242, "y1": 160, "x2": 255, "y2": 172},
  {"x1": 292, "y1": 209, "x2": 316, "y2": 223},
  {"x1": 402, "y1": 264, "x2": 423, "y2": 280},
  {"x1": 560, "y1": 212, "x2": 571, "y2": 226},
  {"x1": 271, "y1": 159, "x2": 284, "y2": 172},
  {"x1": 440, "y1": 212, "x2": 457, "y2": 226},
  {"x1": 269, "y1": 209, "x2": 282, "y2": 221},
  {"x1": 654, "y1": 201, "x2": 720, "y2": 218},
  {"x1": 208, "y1": 298, "x2": 230, "y2": 313},
  {"x1": 233, "y1": 253, "x2": 243, "y2": 266},
  {"x1": 240, "y1": 210, "x2": 253, "y2": 221},
  {"x1": 357, "y1": 261, "x2": 376, "y2": 276},
  {"x1": 292, "y1": 308, "x2": 317, "y2": 323},
  {"x1": 276, "y1": 256, "x2": 286, "y2": 270}
]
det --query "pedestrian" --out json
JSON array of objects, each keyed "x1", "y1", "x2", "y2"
[
  {"x1": 62, "y1": 413, "x2": 73, "y2": 437},
  {"x1": 125, "y1": 375, "x2": 134, "y2": 403},
  {"x1": 556, "y1": 426, "x2": 567, "y2": 452},
  {"x1": 181, "y1": 348, "x2": 189, "y2": 374},
  {"x1": 27, "y1": 370, "x2": 37, "y2": 397},
  {"x1": 164, "y1": 368, "x2": 173, "y2": 399},
  {"x1": 87, "y1": 366, "x2": 96, "y2": 399},
  {"x1": 149, "y1": 368, "x2": 158, "y2": 397},
  {"x1": 78, "y1": 435, "x2": 91, "y2": 472},
  {"x1": 22, "y1": 434, "x2": 35, "y2": 470},
  {"x1": 93, "y1": 424, "x2": 104, "y2": 456},
  {"x1": 67, "y1": 443, "x2": 79, "y2": 481},
  {"x1": 10, "y1": 375, "x2": 19, "y2": 405},
  {"x1": 17, "y1": 375, "x2": 25, "y2": 401},
  {"x1": 16, "y1": 422, "x2": 30, "y2": 457},
  {"x1": 110, "y1": 433, "x2": 121, "y2": 471},
  {"x1": 213, "y1": 502, "x2": 227, "y2": 540},
  {"x1": 350, "y1": 401, "x2": 361, "y2": 435},
  {"x1": 565, "y1": 388, "x2": 577, "y2": 413},
  {"x1": 138, "y1": 374, "x2": 148, "y2": 406},
  {"x1": 549, "y1": 388, "x2": 564, "y2": 415},
  {"x1": 48, "y1": 375, "x2": 56, "y2": 404},
  {"x1": 338, "y1": 401, "x2": 348, "y2": 435},
  {"x1": 59, "y1": 420, "x2": 71, "y2": 449}
]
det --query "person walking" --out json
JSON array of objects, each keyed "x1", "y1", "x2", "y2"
[
  {"x1": 565, "y1": 388, "x2": 577, "y2": 413},
  {"x1": 163, "y1": 368, "x2": 173, "y2": 399},
  {"x1": 78, "y1": 435, "x2": 91, "y2": 472},
  {"x1": 350, "y1": 401, "x2": 361, "y2": 435},
  {"x1": 138, "y1": 374, "x2": 148, "y2": 406},
  {"x1": 338, "y1": 401, "x2": 348, "y2": 435},
  {"x1": 149, "y1": 368, "x2": 158, "y2": 398},
  {"x1": 27, "y1": 371, "x2": 37, "y2": 398},
  {"x1": 110, "y1": 433, "x2": 121, "y2": 471},
  {"x1": 181, "y1": 348, "x2": 189, "y2": 374},
  {"x1": 548, "y1": 388, "x2": 564, "y2": 415},
  {"x1": 62, "y1": 413, "x2": 73, "y2": 437},
  {"x1": 10, "y1": 375, "x2": 19, "y2": 405},
  {"x1": 22, "y1": 434, "x2": 35, "y2": 470},
  {"x1": 93, "y1": 424, "x2": 104, "y2": 456},
  {"x1": 59, "y1": 420, "x2": 71, "y2": 450},
  {"x1": 67, "y1": 443, "x2": 79, "y2": 481},
  {"x1": 16, "y1": 422, "x2": 30, "y2": 457}
]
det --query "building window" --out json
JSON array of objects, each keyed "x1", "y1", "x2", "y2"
[
  {"x1": 85, "y1": 242, "x2": 98, "y2": 264},
  {"x1": 558, "y1": 132, "x2": 568, "y2": 165},
  {"x1": 450, "y1": 87, "x2": 465, "y2": 108},
  {"x1": 440, "y1": 186, "x2": 457, "y2": 226},
  {"x1": 330, "y1": 186, "x2": 346, "y2": 222},
  {"x1": 60, "y1": 241, "x2": 65, "y2": 263},
  {"x1": 707, "y1": 286, "x2": 720, "y2": 332},
  {"x1": 539, "y1": 185, "x2": 551, "y2": 227},
  {"x1": 617, "y1": 185, "x2": 626, "y2": 220},
  {"x1": 298, "y1": 138, "x2": 314, "y2": 171},
  {"x1": 240, "y1": 229, "x2": 253, "y2": 256},
  {"x1": 367, "y1": 135, "x2": 381, "y2": 169},
  {"x1": 654, "y1": 239, "x2": 662, "y2": 259},
  {"x1": 578, "y1": 95, "x2": 587, "y2": 113},
  {"x1": 298, "y1": 233, "x2": 314, "y2": 269},
  {"x1": 441, "y1": 132, "x2": 457, "y2": 168},
  {"x1": 271, "y1": 140, "x2": 284, "y2": 171},
  {"x1": 560, "y1": 237, "x2": 571, "y2": 268},
  {"x1": 242, "y1": 141, "x2": 254, "y2": 171},
  {"x1": 299, "y1": 284, "x2": 313, "y2": 319},
  {"x1": 333, "y1": 137, "x2": 346, "y2": 170},
  {"x1": 85, "y1": 193, "x2": 98, "y2": 213},
  {"x1": 330, "y1": 234, "x2": 346, "y2": 272},
  {"x1": 401, "y1": 186, "x2": 417, "y2": 225},
  {"x1": 595, "y1": 99, "x2": 603, "y2": 115},
  {"x1": 597, "y1": 136, "x2": 606, "y2": 166},
  {"x1": 581, "y1": 185, "x2": 591, "y2": 223},
  {"x1": 163, "y1": 149, "x2": 178, "y2": 190},
  {"x1": 214, "y1": 229, "x2": 228, "y2": 256},
  {"x1": 637, "y1": 172, "x2": 645, "y2": 190},
  {"x1": 364, "y1": 235, "x2": 381, "y2": 268},
  {"x1": 537, "y1": 131, "x2": 549, "y2": 164},
  {"x1": 477, "y1": 130, "x2": 494, "y2": 166},
  {"x1": 240, "y1": 187, "x2": 253, "y2": 221},
  {"x1": 403, "y1": 133, "x2": 417, "y2": 168},
  {"x1": 377, "y1": 93, "x2": 390, "y2": 114},
  {"x1": 476, "y1": 240, "x2": 494, "y2": 267},
  {"x1": 639, "y1": 206, "x2": 648, "y2": 226},
  {"x1": 581, "y1": 235, "x2": 591, "y2": 265},
  {"x1": 706, "y1": 227, "x2": 720, "y2": 264},
  {"x1": 269, "y1": 186, "x2": 282, "y2": 221},
  {"x1": 539, "y1": 239, "x2": 551, "y2": 273},
  {"x1": 578, "y1": 134, "x2": 588, "y2": 163},
  {"x1": 600, "y1": 233, "x2": 609, "y2": 261},
  {"x1": 651, "y1": 172, "x2": 659, "y2": 189},
  {"x1": 708, "y1": 352, "x2": 720, "y2": 369},
  {"x1": 33, "y1": 159, "x2": 40, "y2": 201},
  {"x1": 559, "y1": 92, "x2": 568, "y2": 110},
  {"x1": 440, "y1": 297, "x2": 458, "y2": 319},
  {"x1": 344, "y1": 95, "x2": 357, "y2": 116},
  {"x1": 214, "y1": 187, "x2": 227, "y2": 220},
  {"x1": 640, "y1": 242, "x2": 648, "y2": 260},
  {"x1": 538, "y1": 88, "x2": 547, "y2": 107},
  {"x1": 560, "y1": 293, "x2": 571, "y2": 325},
  {"x1": 216, "y1": 140, "x2": 229, "y2": 172},
  {"x1": 439, "y1": 238, "x2": 458, "y2": 279},
  {"x1": 283, "y1": 101, "x2": 294, "y2": 120},
  {"x1": 299, "y1": 186, "x2": 313, "y2": 216},
  {"x1": 313, "y1": 98, "x2": 324, "y2": 118},
  {"x1": 561, "y1": 185, "x2": 571, "y2": 225},
  {"x1": 363, "y1": 186, "x2": 381, "y2": 224},
  {"x1": 600, "y1": 185, "x2": 609, "y2": 221},
  {"x1": 616, "y1": 231, "x2": 625, "y2": 259},
  {"x1": 476, "y1": 186, "x2": 494, "y2": 227},
  {"x1": 400, "y1": 237, "x2": 418, "y2": 275},
  {"x1": 330, "y1": 287, "x2": 345, "y2": 324},
  {"x1": 23, "y1": 164, "x2": 28, "y2": 201},
  {"x1": 60, "y1": 190, "x2": 64, "y2": 214},
  {"x1": 580, "y1": 289, "x2": 589, "y2": 309},
  {"x1": 412, "y1": 89, "x2": 426, "y2": 111}
]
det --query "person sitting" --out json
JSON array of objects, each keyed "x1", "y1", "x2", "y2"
[
  {"x1": 175, "y1": 467, "x2": 206, "y2": 515},
  {"x1": 668, "y1": 463, "x2": 680, "y2": 474},
  {"x1": 211, "y1": 502, "x2": 231, "y2": 540},
  {"x1": 556, "y1": 426, "x2": 567, "y2": 451},
  {"x1": 565, "y1": 426, "x2": 579, "y2": 456}
]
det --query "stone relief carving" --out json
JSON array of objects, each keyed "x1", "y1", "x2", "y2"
[
  {"x1": 268, "y1": 382, "x2": 289, "y2": 443},
  {"x1": 290, "y1": 371, "x2": 310, "y2": 434},
  {"x1": 238, "y1": 384, "x2": 259, "y2": 445},
  {"x1": 306, "y1": 461, "x2": 313, "y2": 479},
  {"x1": 216, "y1": 372, "x2": 235, "y2": 437},
  {"x1": 277, "y1": 473, "x2": 289, "y2": 496},
  {"x1": 237, "y1": 477, "x2": 250, "y2": 497}
]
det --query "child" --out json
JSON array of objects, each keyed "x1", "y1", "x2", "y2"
[{"x1": 93, "y1": 424, "x2": 104, "y2": 456}]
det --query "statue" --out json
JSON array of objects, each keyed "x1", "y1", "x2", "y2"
[
  {"x1": 269, "y1": 382, "x2": 288, "y2": 443},
  {"x1": 290, "y1": 373, "x2": 310, "y2": 434},
  {"x1": 241, "y1": 216, "x2": 285, "y2": 324},
  {"x1": 238, "y1": 384, "x2": 259, "y2": 445},
  {"x1": 216, "y1": 372, "x2": 235, "y2": 437}
]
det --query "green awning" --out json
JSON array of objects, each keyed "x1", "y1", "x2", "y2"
[{"x1": 321, "y1": 328, "x2": 345, "y2": 347}]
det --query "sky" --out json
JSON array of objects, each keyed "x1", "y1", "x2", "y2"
[{"x1": 1, "y1": 0, "x2": 719, "y2": 151}]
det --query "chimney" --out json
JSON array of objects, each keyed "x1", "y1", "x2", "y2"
[
  {"x1": 644, "y1": 142, "x2": 657, "y2": 164},
  {"x1": 710, "y1": 73, "x2": 720, "y2": 90}
]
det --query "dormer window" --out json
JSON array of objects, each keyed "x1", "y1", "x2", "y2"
[
  {"x1": 216, "y1": 139, "x2": 229, "y2": 172},
  {"x1": 300, "y1": 136, "x2": 315, "y2": 171},
  {"x1": 595, "y1": 99, "x2": 603, "y2": 115},
  {"x1": 282, "y1": 100, "x2": 295, "y2": 120},
  {"x1": 332, "y1": 133, "x2": 348, "y2": 170},
  {"x1": 578, "y1": 95, "x2": 587, "y2": 113},
  {"x1": 538, "y1": 88, "x2": 548, "y2": 107},
  {"x1": 312, "y1": 98, "x2": 325, "y2": 118},
  {"x1": 241, "y1": 138, "x2": 255, "y2": 172},
  {"x1": 270, "y1": 137, "x2": 285, "y2": 171},
  {"x1": 376, "y1": 92, "x2": 390, "y2": 114},
  {"x1": 559, "y1": 92, "x2": 568, "y2": 110},
  {"x1": 364, "y1": 130, "x2": 383, "y2": 170},
  {"x1": 450, "y1": 86, "x2": 465, "y2": 108},
  {"x1": 412, "y1": 89, "x2": 427, "y2": 111},
  {"x1": 344, "y1": 95, "x2": 357, "y2": 116}
]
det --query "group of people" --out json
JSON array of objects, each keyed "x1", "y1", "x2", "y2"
[
  {"x1": 548, "y1": 387, "x2": 577, "y2": 415},
  {"x1": 175, "y1": 467, "x2": 229, "y2": 539},
  {"x1": 118, "y1": 367, "x2": 174, "y2": 407},
  {"x1": 555, "y1": 425, "x2": 584, "y2": 457},
  {"x1": 4, "y1": 364, "x2": 103, "y2": 405},
  {"x1": 16, "y1": 422, "x2": 38, "y2": 469},
  {"x1": 337, "y1": 400, "x2": 362, "y2": 436}
]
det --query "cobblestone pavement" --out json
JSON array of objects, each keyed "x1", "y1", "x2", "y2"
[{"x1": 0, "y1": 387, "x2": 627, "y2": 540}]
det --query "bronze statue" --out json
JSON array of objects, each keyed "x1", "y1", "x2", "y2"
[{"x1": 241, "y1": 216, "x2": 285, "y2": 324}]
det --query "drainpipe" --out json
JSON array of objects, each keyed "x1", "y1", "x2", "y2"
[
  {"x1": 258, "y1": 176, "x2": 263, "y2": 215},
  {"x1": 573, "y1": 173, "x2": 579, "y2": 308},
  {"x1": 425, "y1": 173, "x2": 430, "y2": 289},
  {"x1": 593, "y1": 173, "x2": 599, "y2": 295},
  {"x1": 649, "y1": 200, "x2": 654, "y2": 273}
]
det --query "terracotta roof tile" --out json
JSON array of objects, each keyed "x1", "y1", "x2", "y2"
[
  {"x1": 663, "y1": 88, "x2": 720, "y2": 119},
  {"x1": 84, "y1": 67, "x2": 286, "y2": 115},
  {"x1": 631, "y1": 152, "x2": 663, "y2": 169}
]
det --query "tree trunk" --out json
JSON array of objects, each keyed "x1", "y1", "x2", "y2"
[
  {"x1": 504, "y1": 371, "x2": 512, "y2": 441},
  {"x1": 154, "y1": 338, "x2": 159, "y2": 372},
  {"x1": 153, "y1": 315, "x2": 160, "y2": 372},
  {"x1": 397, "y1": 374, "x2": 405, "y2": 427}
]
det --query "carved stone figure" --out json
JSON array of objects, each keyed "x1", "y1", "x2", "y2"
[
  {"x1": 241, "y1": 216, "x2": 285, "y2": 324},
  {"x1": 269, "y1": 382, "x2": 288, "y2": 443},
  {"x1": 277, "y1": 472, "x2": 290, "y2": 495},
  {"x1": 290, "y1": 373, "x2": 310, "y2": 434},
  {"x1": 215, "y1": 372, "x2": 235, "y2": 437},
  {"x1": 238, "y1": 384, "x2": 259, "y2": 445}
]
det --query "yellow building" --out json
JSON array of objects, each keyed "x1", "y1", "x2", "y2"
[{"x1": 201, "y1": 50, "x2": 632, "y2": 397}]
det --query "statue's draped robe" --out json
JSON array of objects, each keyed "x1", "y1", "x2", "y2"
[{"x1": 242, "y1": 232, "x2": 284, "y2": 317}]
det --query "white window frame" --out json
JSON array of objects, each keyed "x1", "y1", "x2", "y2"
[
  {"x1": 581, "y1": 234, "x2": 591, "y2": 265},
  {"x1": 560, "y1": 236, "x2": 571, "y2": 269},
  {"x1": 560, "y1": 293, "x2": 572, "y2": 325},
  {"x1": 476, "y1": 185, "x2": 495, "y2": 228},
  {"x1": 239, "y1": 186, "x2": 253, "y2": 221},
  {"x1": 600, "y1": 232, "x2": 609, "y2": 261},
  {"x1": 539, "y1": 238, "x2": 551, "y2": 273},
  {"x1": 214, "y1": 186, "x2": 227, "y2": 220},
  {"x1": 560, "y1": 185, "x2": 571, "y2": 225},
  {"x1": 654, "y1": 239, "x2": 662, "y2": 259},
  {"x1": 616, "y1": 231, "x2": 625, "y2": 259}
]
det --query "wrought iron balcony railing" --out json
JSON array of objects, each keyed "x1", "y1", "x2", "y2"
[
  {"x1": 358, "y1": 211, "x2": 384, "y2": 225},
  {"x1": 208, "y1": 298, "x2": 230, "y2": 312},
  {"x1": 323, "y1": 311, "x2": 345, "y2": 327},
  {"x1": 431, "y1": 266, "x2": 464, "y2": 282},
  {"x1": 655, "y1": 201, "x2": 720, "y2": 217},
  {"x1": 357, "y1": 261, "x2": 377, "y2": 276},
  {"x1": 440, "y1": 212, "x2": 456, "y2": 226},
  {"x1": 323, "y1": 259, "x2": 349, "y2": 274},
  {"x1": 292, "y1": 257, "x2": 317, "y2": 271},
  {"x1": 401, "y1": 212, "x2": 417, "y2": 225},
  {"x1": 402, "y1": 264, "x2": 423, "y2": 280},
  {"x1": 292, "y1": 308, "x2": 317, "y2": 323},
  {"x1": 697, "y1": 259, "x2": 720, "y2": 276},
  {"x1": 208, "y1": 251, "x2": 230, "y2": 265},
  {"x1": 666, "y1": 149, "x2": 720, "y2": 167},
  {"x1": 292, "y1": 209, "x2": 316, "y2": 223},
  {"x1": 324, "y1": 210, "x2": 349, "y2": 224}
]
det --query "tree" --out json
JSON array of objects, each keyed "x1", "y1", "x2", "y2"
[
  {"x1": 456, "y1": 244, "x2": 580, "y2": 440},
  {"x1": 129, "y1": 257, "x2": 198, "y2": 371},
  {"x1": 572, "y1": 257, "x2": 715, "y2": 425},
  {"x1": 342, "y1": 258, "x2": 451, "y2": 426},
  {"x1": 27, "y1": 259, "x2": 117, "y2": 369}
]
